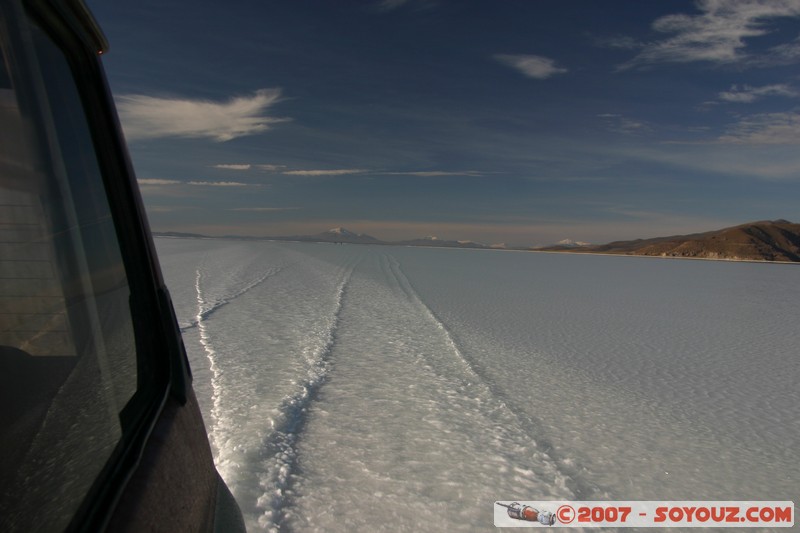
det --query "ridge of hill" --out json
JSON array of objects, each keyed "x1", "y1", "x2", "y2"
[{"x1": 539, "y1": 220, "x2": 800, "y2": 262}]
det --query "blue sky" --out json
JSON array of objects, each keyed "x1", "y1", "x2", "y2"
[{"x1": 87, "y1": 0, "x2": 800, "y2": 246}]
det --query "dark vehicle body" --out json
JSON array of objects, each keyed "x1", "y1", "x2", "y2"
[{"x1": 0, "y1": 0, "x2": 244, "y2": 530}]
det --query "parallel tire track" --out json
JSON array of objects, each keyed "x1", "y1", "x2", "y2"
[
  {"x1": 386, "y1": 254, "x2": 605, "y2": 500},
  {"x1": 255, "y1": 263, "x2": 356, "y2": 532}
]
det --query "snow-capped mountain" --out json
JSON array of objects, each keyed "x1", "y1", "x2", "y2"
[
  {"x1": 555, "y1": 239, "x2": 592, "y2": 248},
  {"x1": 309, "y1": 227, "x2": 382, "y2": 244}
]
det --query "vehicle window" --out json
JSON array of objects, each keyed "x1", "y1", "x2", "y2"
[{"x1": 0, "y1": 13, "x2": 138, "y2": 532}]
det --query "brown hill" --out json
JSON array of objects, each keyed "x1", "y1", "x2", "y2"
[{"x1": 541, "y1": 220, "x2": 800, "y2": 262}]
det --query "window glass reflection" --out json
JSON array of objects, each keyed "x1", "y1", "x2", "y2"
[{"x1": 0, "y1": 15, "x2": 139, "y2": 532}]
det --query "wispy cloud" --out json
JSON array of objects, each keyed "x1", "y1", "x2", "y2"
[
  {"x1": 214, "y1": 164, "x2": 252, "y2": 170},
  {"x1": 258, "y1": 164, "x2": 287, "y2": 172},
  {"x1": 279, "y1": 168, "x2": 485, "y2": 177},
  {"x1": 597, "y1": 114, "x2": 651, "y2": 135},
  {"x1": 621, "y1": 0, "x2": 800, "y2": 69},
  {"x1": 138, "y1": 178, "x2": 181, "y2": 186},
  {"x1": 282, "y1": 169, "x2": 368, "y2": 176},
  {"x1": 718, "y1": 111, "x2": 800, "y2": 144},
  {"x1": 187, "y1": 180, "x2": 252, "y2": 187},
  {"x1": 718, "y1": 84, "x2": 798, "y2": 103},
  {"x1": 595, "y1": 35, "x2": 643, "y2": 50},
  {"x1": 117, "y1": 88, "x2": 288, "y2": 142},
  {"x1": 231, "y1": 207, "x2": 300, "y2": 212},
  {"x1": 145, "y1": 205, "x2": 200, "y2": 213},
  {"x1": 137, "y1": 178, "x2": 256, "y2": 187},
  {"x1": 382, "y1": 170, "x2": 484, "y2": 177},
  {"x1": 610, "y1": 141, "x2": 800, "y2": 179},
  {"x1": 494, "y1": 54, "x2": 567, "y2": 79},
  {"x1": 770, "y1": 36, "x2": 800, "y2": 63}
]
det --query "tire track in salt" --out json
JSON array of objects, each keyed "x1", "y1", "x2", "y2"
[
  {"x1": 194, "y1": 269, "x2": 226, "y2": 458},
  {"x1": 385, "y1": 254, "x2": 605, "y2": 500},
  {"x1": 193, "y1": 264, "x2": 285, "y2": 463},
  {"x1": 253, "y1": 262, "x2": 357, "y2": 533},
  {"x1": 182, "y1": 265, "x2": 284, "y2": 333}
]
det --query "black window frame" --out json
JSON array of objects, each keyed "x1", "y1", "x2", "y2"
[{"x1": 2, "y1": 0, "x2": 192, "y2": 530}]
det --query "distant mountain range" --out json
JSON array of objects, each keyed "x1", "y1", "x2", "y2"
[
  {"x1": 154, "y1": 220, "x2": 800, "y2": 263},
  {"x1": 270, "y1": 228, "x2": 494, "y2": 249},
  {"x1": 306, "y1": 227, "x2": 383, "y2": 245},
  {"x1": 154, "y1": 227, "x2": 497, "y2": 249},
  {"x1": 538, "y1": 220, "x2": 800, "y2": 262}
]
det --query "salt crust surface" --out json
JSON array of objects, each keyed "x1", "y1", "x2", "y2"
[{"x1": 156, "y1": 238, "x2": 799, "y2": 532}]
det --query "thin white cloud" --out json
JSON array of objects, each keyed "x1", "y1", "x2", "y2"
[
  {"x1": 258, "y1": 164, "x2": 287, "y2": 172},
  {"x1": 622, "y1": 0, "x2": 800, "y2": 69},
  {"x1": 598, "y1": 114, "x2": 651, "y2": 135},
  {"x1": 770, "y1": 36, "x2": 800, "y2": 62},
  {"x1": 382, "y1": 170, "x2": 484, "y2": 177},
  {"x1": 612, "y1": 139, "x2": 800, "y2": 179},
  {"x1": 718, "y1": 84, "x2": 798, "y2": 103},
  {"x1": 187, "y1": 180, "x2": 252, "y2": 187},
  {"x1": 214, "y1": 164, "x2": 252, "y2": 170},
  {"x1": 231, "y1": 207, "x2": 300, "y2": 212},
  {"x1": 277, "y1": 168, "x2": 486, "y2": 177},
  {"x1": 718, "y1": 111, "x2": 800, "y2": 144},
  {"x1": 146, "y1": 205, "x2": 199, "y2": 213},
  {"x1": 494, "y1": 54, "x2": 567, "y2": 80},
  {"x1": 595, "y1": 35, "x2": 643, "y2": 50},
  {"x1": 137, "y1": 178, "x2": 181, "y2": 186},
  {"x1": 137, "y1": 178, "x2": 257, "y2": 187},
  {"x1": 117, "y1": 89, "x2": 288, "y2": 142},
  {"x1": 282, "y1": 169, "x2": 367, "y2": 176}
]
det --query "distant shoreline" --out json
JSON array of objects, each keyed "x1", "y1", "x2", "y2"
[
  {"x1": 153, "y1": 233, "x2": 799, "y2": 265},
  {"x1": 530, "y1": 248, "x2": 798, "y2": 265}
]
